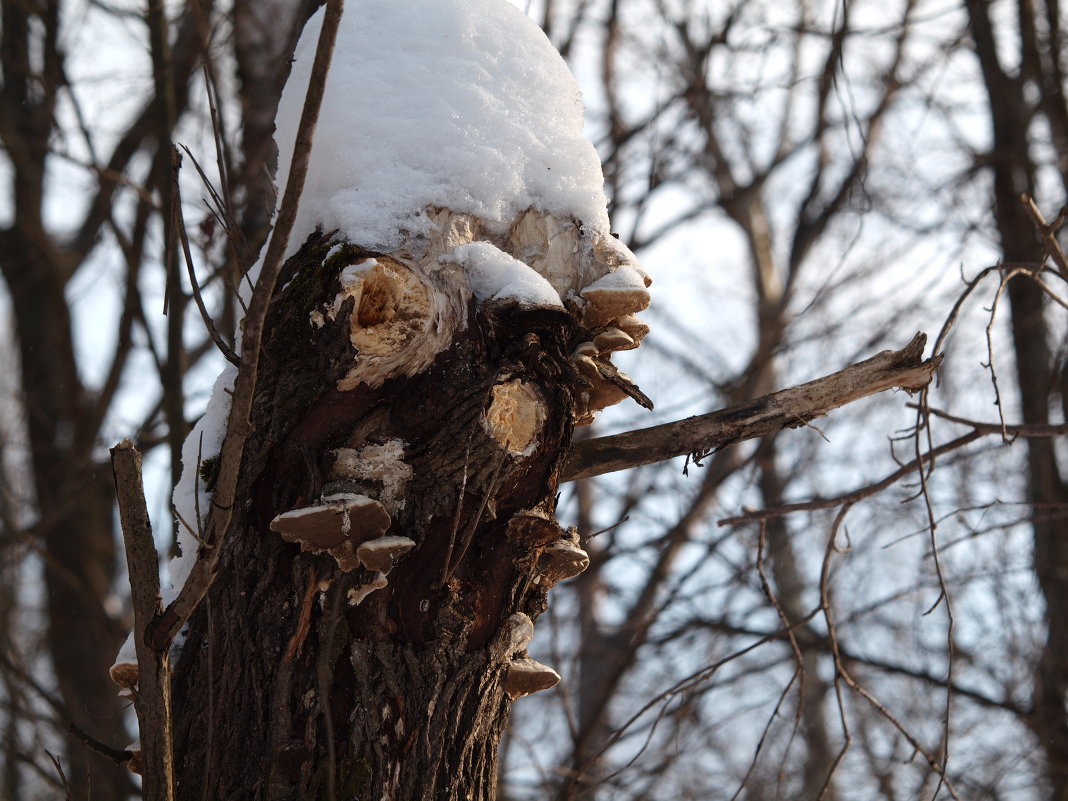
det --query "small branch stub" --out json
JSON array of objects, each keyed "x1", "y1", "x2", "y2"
[{"x1": 484, "y1": 379, "x2": 547, "y2": 455}]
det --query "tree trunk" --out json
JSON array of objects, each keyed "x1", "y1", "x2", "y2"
[
  {"x1": 169, "y1": 209, "x2": 636, "y2": 799},
  {"x1": 966, "y1": 3, "x2": 1068, "y2": 797}
]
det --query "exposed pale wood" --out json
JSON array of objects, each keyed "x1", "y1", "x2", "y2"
[
  {"x1": 562, "y1": 333, "x2": 940, "y2": 481},
  {"x1": 110, "y1": 440, "x2": 175, "y2": 801}
]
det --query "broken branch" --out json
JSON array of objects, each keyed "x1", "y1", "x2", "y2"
[
  {"x1": 1022, "y1": 194, "x2": 1068, "y2": 280},
  {"x1": 562, "y1": 333, "x2": 940, "y2": 482},
  {"x1": 110, "y1": 440, "x2": 175, "y2": 801}
]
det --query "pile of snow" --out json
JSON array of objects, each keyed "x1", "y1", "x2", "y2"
[
  {"x1": 452, "y1": 242, "x2": 564, "y2": 307},
  {"x1": 268, "y1": 0, "x2": 611, "y2": 265}
]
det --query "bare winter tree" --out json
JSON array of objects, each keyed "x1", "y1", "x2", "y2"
[{"x1": 506, "y1": 2, "x2": 1068, "y2": 800}]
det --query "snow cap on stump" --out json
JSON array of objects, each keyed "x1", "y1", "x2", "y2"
[{"x1": 271, "y1": 0, "x2": 613, "y2": 257}]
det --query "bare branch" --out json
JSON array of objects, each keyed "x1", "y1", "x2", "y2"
[
  {"x1": 109, "y1": 440, "x2": 174, "y2": 801},
  {"x1": 563, "y1": 333, "x2": 940, "y2": 482},
  {"x1": 717, "y1": 430, "x2": 982, "y2": 527}
]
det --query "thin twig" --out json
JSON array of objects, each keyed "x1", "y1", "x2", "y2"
[
  {"x1": 913, "y1": 398, "x2": 955, "y2": 798},
  {"x1": 819, "y1": 506, "x2": 961, "y2": 800},
  {"x1": 914, "y1": 405, "x2": 1068, "y2": 436},
  {"x1": 44, "y1": 751, "x2": 72, "y2": 801},
  {"x1": 444, "y1": 451, "x2": 507, "y2": 583},
  {"x1": 726, "y1": 520, "x2": 805, "y2": 801},
  {"x1": 984, "y1": 266, "x2": 1031, "y2": 441},
  {"x1": 172, "y1": 147, "x2": 240, "y2": 365},
  {"x1": 718, "y1": 431, "x2": 982, "y2": 527},
  {"x1": 148, "y1": 0, "x2": 346, "y2": 652}
]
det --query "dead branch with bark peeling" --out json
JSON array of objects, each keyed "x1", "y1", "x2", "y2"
[{"x1": 563, "y1": 333, "x2": 941, "y2": 482}]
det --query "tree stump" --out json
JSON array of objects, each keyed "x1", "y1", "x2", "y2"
[{"x1": 168, "y1": 207, "x2": 651, "y2": 800}]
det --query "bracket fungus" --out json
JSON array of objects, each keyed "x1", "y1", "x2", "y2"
[
  {"x1": 593, "y1": 327, "x2": 635, "y2": 352},
  {"x1": 615, "y1": 313, "x2": 650, "y2": 346},
  {"x1": 579, "y1": 268, "x2": 651, "y2": 328},
  {"x1": 504, "y1": 657, "x2": 561, "y2": 698},
  {"x1": 536, "y1": 539, "x2": 591, "y2": 586},
  {"x1": 109, "y1": 632, "x2": 139, "y2": 698},
  {"x1": 356, "y1": 535, "x2": 416, "y2": 573},
  {"x1": 347, "y1": 571, "x2": 390, "y2": 606},
  {"x1": 270, "y1": 493, "x2": 391, "y2": 572},
  {"x1": 109, "y1": 661, "x2": 139, "y2": 699}
]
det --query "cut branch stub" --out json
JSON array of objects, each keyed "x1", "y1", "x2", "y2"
[
  {"x1": 321, "y1": 254, "x2": 467, "y2": 392},
  {"x1": 269, "y1": 493, "x2": 391, "y2": 571},
  {"x1": 484, "y1": 378, "x2": 547, "y2": 455}
]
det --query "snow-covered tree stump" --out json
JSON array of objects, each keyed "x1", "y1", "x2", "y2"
[
  {"x1": 165, "y1": 202, "x2": 649, "y2": 797},
  {"x1": 113, "y1": 4, "x2": 654, "y2": 797}
]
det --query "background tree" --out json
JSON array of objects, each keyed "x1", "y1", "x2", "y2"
[{"x1": 0, "y1": 1, "x2": 1065, "y2": 800}]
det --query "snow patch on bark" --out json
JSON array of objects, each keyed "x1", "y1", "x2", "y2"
[
  {"x1": 451, "y1": 241, "x2": 563, "y2": 308},
  {"x1": 170, "y1": 364, "x2": 235, "y2": 592}
]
